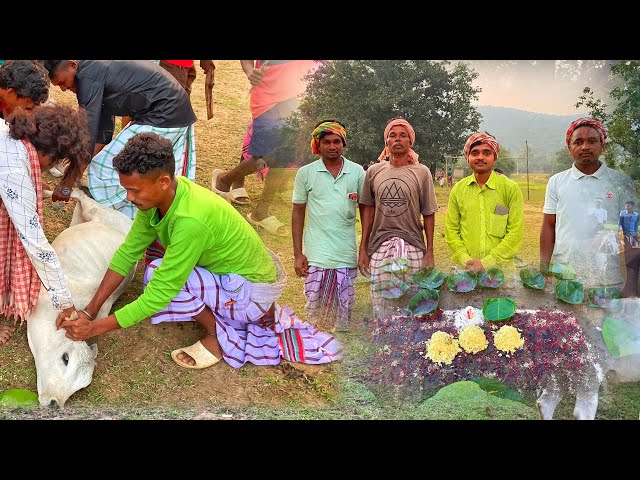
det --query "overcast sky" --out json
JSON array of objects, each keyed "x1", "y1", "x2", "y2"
[{"x1": 459, "y1": 60, "x2": 613, "y2": 116}]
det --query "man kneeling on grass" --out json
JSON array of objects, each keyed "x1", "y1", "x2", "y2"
[{"x1": 57, "y1": 132, "x2": 341, "y2": 369}]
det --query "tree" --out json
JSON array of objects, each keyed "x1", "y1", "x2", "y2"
[
  {"x1": 288, "y1": 60, "x2": 482, "y2": 166},
  {"x1": 576, "y1": 61, "x2": 640, "y2": 186},
  {"x1": 553, "y1": 146, "x2": 574, "y2": 173}
]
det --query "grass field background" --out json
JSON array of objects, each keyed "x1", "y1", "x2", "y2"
[{"x1": 1, "y1": 60, "x2": 638, "y2": 419}]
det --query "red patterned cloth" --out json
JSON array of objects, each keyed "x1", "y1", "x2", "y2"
[
  {"x1": 565, "y1": 117, "x2": 607, "y2": 147},
  {"x1": 0, "y1": 139, "x2": 43, "y2": 324},
  {"x1": 310, "y1": 121, "x2": 347, "y2": 155},
  {"x1": 463, "y1": 132, "x2": 500, "y2": 160},
  {"x1": 378, "y1": 118, "x2": 419, "y2": 163}
]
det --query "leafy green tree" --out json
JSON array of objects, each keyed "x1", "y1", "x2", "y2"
[
  {"x1": 553, "y1": 145, "x2": 574, "y2": 173},
  {"x1": 576, "y1": 61, "x2": 640, "y2": 186},
  {"x1": 288, "y1": 60, "x2": 482, "y2": 166},
  {"x1": 495, "y1": 146, "x2": 515, "y2": 176}
]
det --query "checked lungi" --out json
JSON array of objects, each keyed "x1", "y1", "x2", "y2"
[
  {"x1": 369, "y1": 237, "x2": 423, "y2": 320},
  {"x1": 88, "y1": 123, "x2": 196, "y2": 219},
  {"x1": 144, "y1": 258, "x2": 342, "y2": 367},
  {"x1": 303, "y1": 266, "x2": 357, "y2": 331}
]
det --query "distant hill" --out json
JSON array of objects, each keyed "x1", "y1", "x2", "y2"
[{"x1": 477, "y1": 105, "x2": 586, "y2": 168}]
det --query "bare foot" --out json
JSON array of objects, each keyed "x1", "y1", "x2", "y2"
[
  {"x1": 0, "y1": 324, "x2": 16, "y2": 346},
  {"x1": 215, "y1": 173, "x2": 232, "y2": 193},
  {"x1": 174, "y1": 334, "x2": 223, "y2": 367}
]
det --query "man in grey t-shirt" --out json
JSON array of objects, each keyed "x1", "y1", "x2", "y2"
[{"x1": 359, "y1": 118, "x2": 438, "y2": 318}]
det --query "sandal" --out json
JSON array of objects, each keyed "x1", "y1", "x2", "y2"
[{"x1": 170, "y1": 340, "x2": 222, "y2": 369}]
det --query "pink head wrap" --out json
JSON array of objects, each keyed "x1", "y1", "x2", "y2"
[
  {"x1": 378, "y1": 118, "x2": 419, "y2": 164},
  {"x1": 463, "y1": 132, "x2": 500, "y2": 160},
  {"x1": 565, "y1": 118, "x2": 607, "y2": 148}
]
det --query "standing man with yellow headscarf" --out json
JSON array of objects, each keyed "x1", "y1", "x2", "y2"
[
  {"x1": 359, "y1": 118, "x2": 438, "y2": 319},
  {"x1": 292, "y1": 119, "x2": 365, "y2": 332},
  {"x1": 445, "y1": 132, "x2": 524, "y2": 273}
]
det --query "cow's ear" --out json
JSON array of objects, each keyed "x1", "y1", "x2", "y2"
[{"x1": 90, "y1": 343, "x2": 99, "y2": 358}]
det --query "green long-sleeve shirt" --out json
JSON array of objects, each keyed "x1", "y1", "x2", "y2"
[
  {"x1": 444, "y1": 171, "x2": 524, "y2": 269},
  {"x1": 110, "y1": 177, "x2": 276, "y2": 328}
]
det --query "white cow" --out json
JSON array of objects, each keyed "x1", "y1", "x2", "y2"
[
  {"x1": 536, "y1": 298, "x2": 640, "y2": 420},
  {"x1": 27, "y1": 189, "x2": 134, "y2": 408}
]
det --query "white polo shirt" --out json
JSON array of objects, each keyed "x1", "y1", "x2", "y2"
[{"x1": 543, "y1": 161, "x2": 638, "y2": 287}]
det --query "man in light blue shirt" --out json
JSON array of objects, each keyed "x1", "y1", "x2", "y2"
[
  {"x1": 292, "y1": 120, "x2": 365, "y2": 332},
  {"x1": 619, "y1": 200, "x2": 640, "y2": 297}
]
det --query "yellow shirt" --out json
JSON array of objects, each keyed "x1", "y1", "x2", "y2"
[{"x1": 444, "y1": 171, "x2": 524, "y2": 269}]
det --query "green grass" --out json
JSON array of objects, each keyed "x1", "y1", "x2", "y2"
[{"x1": 2, "y1": 62, "x2": 639, "y2": 420}]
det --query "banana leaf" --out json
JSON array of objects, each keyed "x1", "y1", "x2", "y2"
[
  {"x1": 555, "y1": 279, "x2": 584, "y2": 304},
  {"x1": 447, "y1": 271, "x2": 477, "y2": 292},
  {"x1": 411, "y1": 267, "x2": 447, "y2": 289},
  {"x1": 587, "y1": 287, "x2": 622, "y2": 310},
  {"x1": 405, "y1": 288, "x2": 439, "y2": 315},
  {"x1": 602, "y1": 317, "x2": 640, "y2": 358},
  {"x1": 478, "y1": 267, "x2": 504, "y2": 288},
  {"x1": 0, "y1": 388, "x2": 38, "y2": 408},
  {"x1": 372, "y1": 277, "x2": 409, "y2": 299},
  {"x1": 550, "y1": 262, "x2": 577, "y2": 280},
  {"x1": 482, "y1": 297, "x2": 516, "y2": 322},
  {"x1": 378, "y1": 257, "x2": 409, "y2": 274},
  {"x1": 520, "y1": 268, "x2": 545, "y2": 290}
]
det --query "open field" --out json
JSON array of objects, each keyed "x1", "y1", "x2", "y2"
[{"x1": 1, "y1": 61, "x2": 638, "y2": 419}]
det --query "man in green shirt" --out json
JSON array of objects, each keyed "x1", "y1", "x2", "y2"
[
  {"x1": 445, "y1": 132, "x2": 524, "y2": 272},
  {"x1": 292, "y1": 119, "x2": 365, "y2": 332},
  {"x1": 57, "y1": 132, "x2": 341, "y2": 369}
]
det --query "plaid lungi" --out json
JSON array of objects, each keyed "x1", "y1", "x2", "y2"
[
  {"x1": 369, "y1": 237, "x2": 423, "y2": 319},
  {"x1": 303, "y1": 266, "x2": 357, "y2": 330},
  {"x1": 88, "y1": 123, "x2": 196, "y2": 219},
  {"x1": 144, "y1": 258, "x2": 342, "y2": 367}
]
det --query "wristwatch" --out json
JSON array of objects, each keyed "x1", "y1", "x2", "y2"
[{"x1": 59, "y1": 186, "x2": 72, "y2": 196}]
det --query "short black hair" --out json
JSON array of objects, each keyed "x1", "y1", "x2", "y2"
[
  {"x1": 40, "y1": 60, "x2": 69, "y2": 79},
  {"x1": 626, "y1": 201, "x2": 635, "y2": 206},
  {"x1": 113, "y1": 132, "x2": 175, "y2": 177},
  {"x1": 0, "y1": 60, "x2": 50, "y2": 104}
]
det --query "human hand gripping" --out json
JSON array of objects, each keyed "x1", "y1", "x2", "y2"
[
  {"x1": 358, "y1": 249, "x2": 371, "y2": 277},
  {"x1": 422, "y1": 250, "x2": 435, "y2": 269},
  {"x1": 465, "y1": 258, "x2": 485, "y2": 273},
  {"x1": 247, "y1": 61, "x2": 268, "y2": 87},
  {"x1": 294, "y1": 253, "x2": 309, "y2": 277},
  {"x1": 57, "y1": 309, "x2": 97, "y2": 341}
]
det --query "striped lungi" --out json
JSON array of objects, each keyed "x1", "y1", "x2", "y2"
[
  {"x1": 144, "y1": 258, "x2": 342, "y2": 367},
  {"x1": 369, "y1": 237, "x2": 424, "y2": 319},
  {"x1": 88, "y1": 123, "x2": 196, "y2": 219},
  {"x1": 303, "y1": 266, "x2": 357, "y2": 331}
]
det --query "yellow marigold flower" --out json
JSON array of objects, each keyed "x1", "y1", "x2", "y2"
[
  {"x1": 426, "y1": 331, "x2": 461, "y2": 365},
  {"x1": 493, "y1": 325, "x2": 524, "y2": 353},
  {"x1": 458, "y1": 325, "x2": 488, "y2": 354}
]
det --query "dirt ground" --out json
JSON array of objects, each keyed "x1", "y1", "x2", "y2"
[{"x1": 0, "y1": 61, "x2": 342, "y2": 419}]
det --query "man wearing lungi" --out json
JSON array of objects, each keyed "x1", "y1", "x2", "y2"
[
  {"x1": 358, "y1": 118, "x2": 438, "y2": 319},
  {"x1": 212, "y1": 60, "x2": 318, "y2": 235},
  {"x1": 292, "y1": 120, "x2": 365, "y2": 332},
  {"x1": 42, "y1": 60, "x2": 197, "y2": 220},
  {"x1": 57, "y1": 132, "x2": 341, "y2": 369}
]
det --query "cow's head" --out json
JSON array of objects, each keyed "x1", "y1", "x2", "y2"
[{"x1": 33, "y1": 334, "x2": 98, "y2": 408}]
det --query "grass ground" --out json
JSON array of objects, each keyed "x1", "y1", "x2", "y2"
[{"x1": 0, "y1": 61, "x2": 638, "y2": 419}]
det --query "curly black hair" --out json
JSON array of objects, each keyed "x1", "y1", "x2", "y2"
[
  {"x1": 0, "y1": 60, "x2": 50, "y2": 104},
  {"x1": 113, "y1": 132, "x2": 175, "y2": 177},
  {"x1": 7, "y1": 105, "x2": 92, "y2": 184}
]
